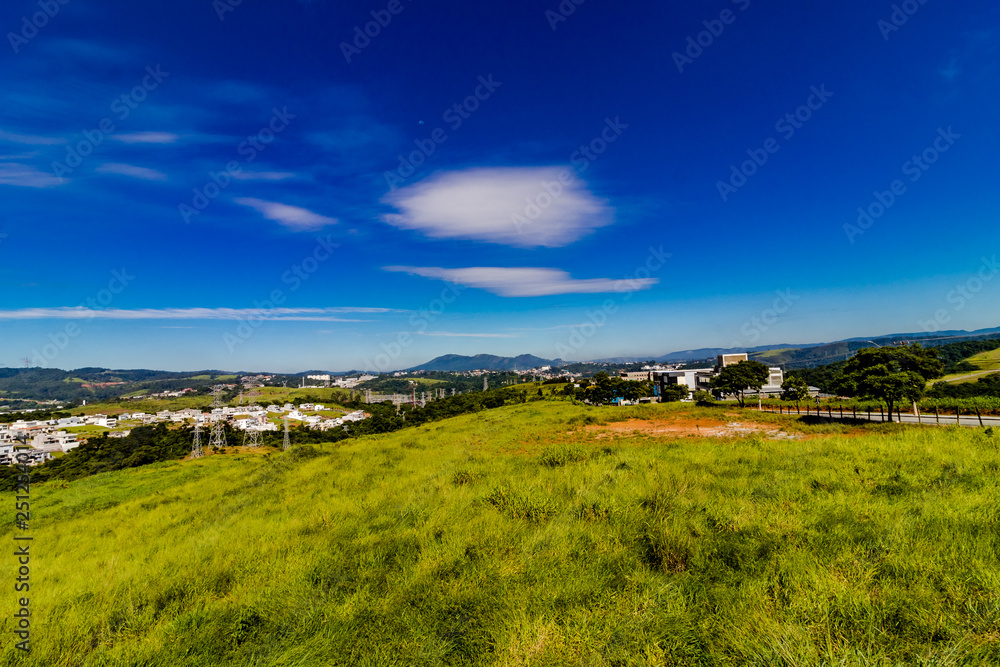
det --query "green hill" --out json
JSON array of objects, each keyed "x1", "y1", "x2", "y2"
[{"x1": 3, "y1": 401, "x2": 1000, "y2": 665}]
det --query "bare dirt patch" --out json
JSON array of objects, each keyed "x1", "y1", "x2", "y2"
[{"x1": 584, "y1": 418, "x2": 802, "y2": 440}]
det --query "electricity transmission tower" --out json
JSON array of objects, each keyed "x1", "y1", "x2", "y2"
[
  {"x1": 243, "y1": 376, "x2": 262, "y2": 448},
  {"x1": 208, "y1": 385, "x2": 227, "y2": 450},
  {"x1": 191, "y1": 421, "x2": 203, "y2": 459},
  {"x1": 282, "y1": 416, "x2": 290, "y2": 451}
]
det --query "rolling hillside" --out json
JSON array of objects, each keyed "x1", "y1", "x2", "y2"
[{"x1": 3, "y1": 400, "x2": 999, "y2": 665}]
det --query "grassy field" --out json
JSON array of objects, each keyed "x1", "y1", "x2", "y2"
[
  {"x1": 939, "y1": 348, "x2": 1000, "y2": 383},
  {"x1": 3, "y1": 400, "x2": 999, "y2": 665},
  {"x1": 62, "y1": 425, "x2": 112, "y2": 435}
]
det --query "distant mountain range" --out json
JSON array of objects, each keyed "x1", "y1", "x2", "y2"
[
  {"x1": 408, "y1": 327, "x2": 1000, "y2": 371},
  {"x1": 407, "y1": 354, "x2": 559, "y2": 372}
]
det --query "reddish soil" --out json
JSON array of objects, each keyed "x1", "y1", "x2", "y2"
[{"x1": 583, "y1": 418, "x2": 803, "y2": 440}]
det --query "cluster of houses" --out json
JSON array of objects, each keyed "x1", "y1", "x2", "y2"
[
  {"x1": 0, "y1": 402, "x2": 370, "y2": 467},
  {"x1": 306, "y1": 374, "x2": 377, "y2": 389}
]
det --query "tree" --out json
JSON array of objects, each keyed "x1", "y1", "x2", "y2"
[
  {"x1": 710, "y1": 360, "x2": 770, "y2": 408},
  {"x1": 832, "y1": 344, "x2": 943, "y2": 421},
  {"x1": 660, "y1": 384, "x2": 690, "y2": 402},
  {"x1": 781, "y1": 376, "x2": 810, "y2": 408}
]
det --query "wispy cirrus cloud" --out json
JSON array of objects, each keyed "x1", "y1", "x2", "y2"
[
  {"x1": 416, "y1": 331, "x2": 519, "y2": 338},
  {"x1": 382, "y1": 166, "x2": 614, "y2": 248},
  {"x1": 383, "y1": 266, "x2": 657, "y2": 297},
  {"x1": 231, "y1": 171, "x2": 296, "y2": 181},
  {"x1": 0, "y1": 163, "x2": 65, "y2": 188},
  {"x1": 0, "y1": 130, "x2": 65, "y2": 146},
  {"x1": 0, "y1": 306, "x2": 398, "y2": 321},
  {"x1": 110, "y1": 132, "x2": 180, "y2": 144},
  {"x1": 234, "y1": 197, "x2": 337, "y2": 230},
  {"x1": 96, "y1": 163, "x2": 168, "y2": 181}
]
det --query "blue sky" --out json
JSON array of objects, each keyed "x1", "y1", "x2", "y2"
[{"x1": 1, "y1": 0, "x2": 998, "y2": 372}]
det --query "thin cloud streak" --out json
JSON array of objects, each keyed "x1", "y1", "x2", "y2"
[
  {"x1": 234, "y1": 197, "x2": 338, "y2": 230},
  {"x1": 0, "y1": 307, "x2": 399, "y2": 321},
  {"x1": 384, "y1": 266, "x2": 658, "y2": 297}
]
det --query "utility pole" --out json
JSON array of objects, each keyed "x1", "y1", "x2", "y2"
[
  {"x1": 282, "y1": 416, "x2": 290, "y2": 451},
  {"x1": 191, "y1": 421, "x2": 203, "y2": 459},
  {"x1": 209, "y1": 385, "x2": 227, "y2": 450},
  {"x1": 243, "y1": 376, "x2": 261, "y2": 448}
]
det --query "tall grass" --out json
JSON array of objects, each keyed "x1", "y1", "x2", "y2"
[{"x1": 2, "y1": 401, "x2": 999, "y2": 665}]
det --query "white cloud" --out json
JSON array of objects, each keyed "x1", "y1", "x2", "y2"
[
  {"x1": 382, "y1": 166, "x2": 614, "y2": 248},
  {"x1": 0, "y1": 130, "x2": 65, "y2": 146},
  {"x1": 0, "y1": 307, "x2": 398, "y2": 321},
  {"x1": 231, "y1": 171, "x2": 296, "y2": 181},
  {"x1": 416, "y1": 331, "x2": 519, "y2": 338},
  {"x1": 111, "y1": 132, "x2": 180, "y2": 144},
  {"x1": 234, "y1": 197, "x2": 337, "y2": 230},
  {"x1": 0, "y1": 163, "x2": 65, "y2": 188},
  {"x1": 96, "y1": 163, "x2": 168, "y2": 181},
  {"x1": 383, "y1": 266, "x2": 657, "y2": 297}
]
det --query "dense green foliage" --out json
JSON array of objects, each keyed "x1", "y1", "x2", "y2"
[
  {"x1": 787, "y1": 360, "x2": 847, "y2": 394},
  {"x1": 933, "y1": 337, "x2": 1000, "y2": 373},
  {"x1": 929, "y1": 373, "x2": 1000, "y2": 399},
  {"x1": 572, "y1": 372, "x2": 652, "y2": 404},
  {"x1": 3, "y1": 401, "x2": 999, "y2": 665},
  {"x1": 780, "y1": 375, "x2": 810, "y2": 405},
  {"x1": 710, "y1": 360, "x2": 770, "y2": 407},
  {"x1": 833, "y1": 345, "x2": 943, "y2": 421},
  {"x1": 0, "y1": 367, "x2": 235, "y2": 403},
  {"x1": 659, "y1": 383, "x2": 690, "y2": 402},
  {"x1": 791, "y1": 337, "x2": 1000, "y2": 395}
]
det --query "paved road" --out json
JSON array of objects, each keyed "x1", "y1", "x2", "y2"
[
  {"x1": 940, "y1": 369, "x2": 1000, "y2": 383},
  {"x1": 757, "y1": 407, "x2": 1000, "y2": 428}
]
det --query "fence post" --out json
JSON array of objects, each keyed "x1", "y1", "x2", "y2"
[
  {"x1": 935, "y1": 406, "x2": 939, "y2": 425},
  {"x1": 976, "y1": 407, "x2": 983, "y2": 427}
]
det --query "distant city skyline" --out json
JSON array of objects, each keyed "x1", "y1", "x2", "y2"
[{"x1": 2, "y1": 0, "x2": 999, "y2": 372}]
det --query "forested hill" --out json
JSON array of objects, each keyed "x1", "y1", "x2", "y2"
[{"x1": 0, "y1": 367, "x2": 235, "y2": 405}]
